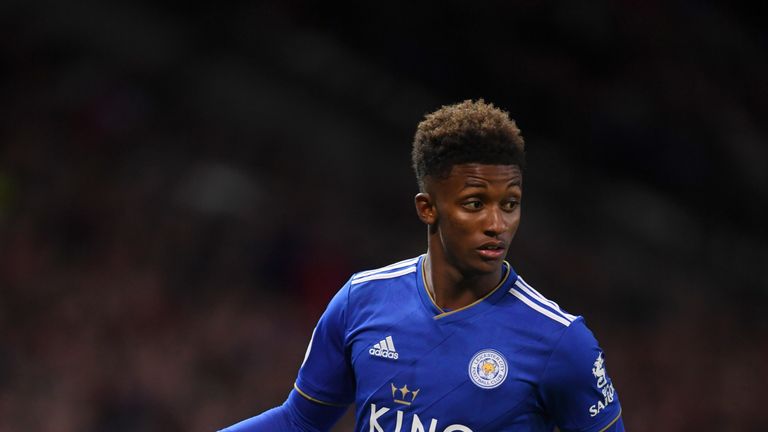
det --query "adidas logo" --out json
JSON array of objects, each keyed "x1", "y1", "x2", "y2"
[{"x1": 369, "y1": 335, "x2": 399, "y2": 360}]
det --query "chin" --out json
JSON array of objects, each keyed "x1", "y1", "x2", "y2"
[{"x1": 464, "y1": 257, "x2": 504, "y2": 276}]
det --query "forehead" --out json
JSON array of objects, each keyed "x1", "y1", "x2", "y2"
[
  {"x1": 448, "y1": 163, "x2": 522, "y2": 181},
  {"x1": 427, "y1": 163, "x2": 522, "y2": 191}
]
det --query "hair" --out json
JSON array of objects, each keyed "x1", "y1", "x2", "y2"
[{"x1": 411, "y1": 99, "x2": 525, "y2": 190}]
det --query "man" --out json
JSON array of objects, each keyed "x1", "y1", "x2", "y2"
[{"x1": 221, "y1": 100, "x2": 624, "y2": 431}]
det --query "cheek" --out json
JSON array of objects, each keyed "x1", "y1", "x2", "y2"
[
  {"x1": 436, "y1": 214, "x2": 474, "y2": 247},
  {"x1": 507, "y1": 213, "x2": 521, "y2": 233},
  {"x1": 443, "y1": 213, "x2": 476, "y2": 235}
]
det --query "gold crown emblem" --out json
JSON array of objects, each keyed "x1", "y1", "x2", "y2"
[{"x1": 391, "y1": 383, "x2": 420, "y2": 406}]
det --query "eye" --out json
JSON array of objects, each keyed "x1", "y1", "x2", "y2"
[
  {"x1": 462, "y1": 200, "x2": 484, "y2": 210},
  {"x1": 502, "y1": 199, "x2": 519, "y2": 211}
]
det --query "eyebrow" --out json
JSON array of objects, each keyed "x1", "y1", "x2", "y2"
[{"x1": 462, "y1": 178, "x2": 521, "y2": 189}]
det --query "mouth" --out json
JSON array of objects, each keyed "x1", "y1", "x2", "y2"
[{"x1": 476, "y1": 242, "x2": 507, "y2": 260}]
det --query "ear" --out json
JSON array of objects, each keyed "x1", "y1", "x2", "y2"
[{"x1": 414, "y1": 192, "x2": 437, "y2": 225}]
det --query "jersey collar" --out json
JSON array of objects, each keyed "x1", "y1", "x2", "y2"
[{"x1": 415, "y1": 255, "x2": 518, "y2": 323}]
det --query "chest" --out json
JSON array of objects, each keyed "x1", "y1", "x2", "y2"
[{"x1": 347, "y1": 305, "x2": 552, "y2": 431}]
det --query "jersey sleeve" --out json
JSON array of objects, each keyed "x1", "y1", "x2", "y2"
[
  {"x1": 218, "y1": 389, "x2": 347, "y2": 432},
  {"x1": 539, "y1": 318, "x2": 623, "y2": 432},
  {"x1": 294, "y1": 280, "x2": 356, "y2": 406}
]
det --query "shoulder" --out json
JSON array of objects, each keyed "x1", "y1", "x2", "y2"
[
  {"x1": 347, "y1": 255, "x2": 421, "y2": 291},
  {"x1": 320, "y1": 256, "x2": 421, "y2": 318},
  {"x1": 505, "y1": 274, "x2": 580, "y2": 330},
  {"x1": 508, "y1": 276, "x2": 609, "y2": 387},
  {"x1": 336, "y1": 256, "x2": 422, "y2": 320}
]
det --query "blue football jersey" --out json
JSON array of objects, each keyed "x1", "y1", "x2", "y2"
[{"x1": 295, "y1": 255, "x2": 622, "y2": 432}]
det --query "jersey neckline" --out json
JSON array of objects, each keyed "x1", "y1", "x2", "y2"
[{"x1": 415, "y1": 254, "x2": 518, "y2": 324}]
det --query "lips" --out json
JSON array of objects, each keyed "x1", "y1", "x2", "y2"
[{"x1": 477, "y1": 241, "x2": 507, "y2": 259}]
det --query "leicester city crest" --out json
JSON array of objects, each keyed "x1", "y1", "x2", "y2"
[{"x1": 468, "y1": 349, "x2": 508, "y2": 389}]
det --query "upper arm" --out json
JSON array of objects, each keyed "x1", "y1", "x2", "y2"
[
  {"x1": 539, "y1": 319, "x2": 622, "y2": 432},
  {"x1": 294, "y1": 281, "x2": 356, "y2": 406},
  {"x1": 220, "y1": 281, "x2": 356, "y2": 432},
  {"x1": 219, "y1": 389, "x2": 348, "y2": 432}
]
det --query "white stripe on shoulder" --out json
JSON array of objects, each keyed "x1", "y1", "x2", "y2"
[
  {"x1": 350, "y1": 265, "x2": 417, "y2": 285},
  {"x1": 515, "y1": 278, "x2": 578, "y2": 321},
  {"x1": 352, "y1": 257, "x2": 420, "y2": 280},
  {"x1": 508, "y1": 287, "x2": 572, "y2": 327}
]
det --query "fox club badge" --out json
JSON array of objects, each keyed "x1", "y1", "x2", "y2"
[{"x1": 468, "y1": 349, "x2": 508, "y2": 389}]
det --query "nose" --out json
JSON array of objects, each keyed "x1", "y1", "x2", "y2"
[{"x1": 484, "y1": 206, "x2": 508, "y2": 237}]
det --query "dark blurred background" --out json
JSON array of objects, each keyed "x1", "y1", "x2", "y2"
[{"x1": 1, "y1": 1, "x2": 767, "y2": 431}]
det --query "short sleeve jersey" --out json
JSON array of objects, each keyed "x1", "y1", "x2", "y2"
[{"x1": 295, "y1": 255, "x2": 622, "y2": 432}]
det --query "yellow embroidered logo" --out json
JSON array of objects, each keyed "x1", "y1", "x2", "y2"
[{"x1": 391, "y1": 383, "x2": 420, "y2": 406}]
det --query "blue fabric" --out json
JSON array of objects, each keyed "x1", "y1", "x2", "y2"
[
  {"x1": 607, "y1": 416, "x2": 625, "y2": 432},
  {"x1": 225, "y1": 255, "x2": 623, "y2": 431},
  {"x1": 539, "y1": 319, "x2": 622, "y2": 432}
]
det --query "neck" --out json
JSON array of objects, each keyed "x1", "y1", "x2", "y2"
[{"x1": 423, "y1": 252, "x2": 506, "y2": 311}]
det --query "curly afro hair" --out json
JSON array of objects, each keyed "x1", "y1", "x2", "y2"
[{"x1": 412, "y1": 99, "x2": 525, "y2": 189}]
